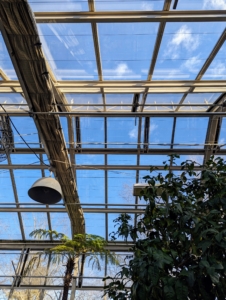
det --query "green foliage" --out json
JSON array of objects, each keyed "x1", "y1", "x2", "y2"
[
  {"x1": 103, "y1": 155, "x2": 226, "y2": 300},
  {"x1": 30, "y1": 230, "x2": 118, "y2": 267}
]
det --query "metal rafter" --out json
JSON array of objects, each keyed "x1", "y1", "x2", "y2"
[
  {"x1": 141, "y1": 0, "x2": 172, "y2": 112},
  {"x1": 34, "y1": 10, "x2": 226, "y2": 23},
  {"x1": 175, "y1": 28, "x2": 226, "y2": 111}
]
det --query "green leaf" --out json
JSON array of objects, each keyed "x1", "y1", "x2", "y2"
[
  {"x1": 215, "y1": 232, "x2": 223, "y2": 242},
  {"x1": 199, "y1": 260, "x2": 210, "y2": 268},
  {"x1": 164, "y1": 285, "x2": 175, "y2": 300},
  {"x1": 175, "y1": 280, "x2": 188, "y2": 300}
]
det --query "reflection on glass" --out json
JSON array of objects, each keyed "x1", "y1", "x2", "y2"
[
  {"x1": 105, "y1": 94, "x2": 133, "y2": 111},
  {"x1": 98, "y1": 23, "x2": 158, "y2": 80},
  {"x1": 95, "y1": 0, "x2": 164, "y2": 11},
  {"x1": 38, "y1": 24, "x2": 97, "y2": 80},
  {"x1": 28, "y1": 0, "x2": 88, "y2": 11},
  {"x1": 65, "y1": 94, "x2": 103, "y2": 112},
  {"x1": 107, "y1": 117, "x2": 138, "y2": 148},
  {"x1": 179, "y1": 93, "x2": 221, "y2": 111},
  {"x1": 77, "y1": 170, "x2": 105, "y2": 206},
  {"x1": 153, "y1": 22, "x2": 225, "y2": 80},
  {"x1": 145, "y1": 94, "x2": 183, "y2": 111},
  {"x1": 174, "y1": 117, "x2": 208, "y2": 148},
  {"x1": 202, "y1": 41, "x2": 226, "y2": 80}
]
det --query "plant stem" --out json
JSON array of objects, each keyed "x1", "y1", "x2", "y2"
[{"x1": 62, "y1": 258, "x2": 75, "y2": 300}]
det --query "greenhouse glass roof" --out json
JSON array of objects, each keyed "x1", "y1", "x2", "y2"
[{"x1": 0, "y1": 0, "x2": 225, "y2": 297}]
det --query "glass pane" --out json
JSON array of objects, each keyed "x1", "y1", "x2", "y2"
[
  {"x1": 50, "y1": 213, "x2": 72, "y2": 237},
  {"x1": 174, "y1": 117, "x2": 209, "y2": 149},
  {"x1": 171, "y1": 0, "x2": 226, "y2": 10},
  {"x1": 28, "y1": 0, "x2": 88, "y2": 11},
  {"x1": 108, "y1": 170, "x2": 136, "y2": 206},
  {"x1": 202, "y1": 41, "x2": 226, "y2": 80},
  {"x1": 38, "y1": 24, "x2": 98, "y2": 80},
  {"x1": 98, "y1": 23, "x2": 159, "y2": 80},
  {"x1": 107, "y1": 117, "x2": 138, "y2": 148},
  {"x1": 219, "y1": 118, "x2": 226, "y2": 149},
  {"x1": 140, "y1": 155, "x2": 169, "y2": 166},
  {"x1": 76, "y1": 154, "x2": 104, "y2": 165},
  {"x1": 11, "y1": 117, "x2": 40, "y2": 148},
  {"x1": 11, "y1": 154, "x2": 44, "y2": 165},
  {"x1": 0, "y1": 33, "x2": 17, "y2": 79},
  {"x1": 148, "y1": 117, "x2": 174, "y2": 148},
  {"x1": 80, "y1": 118, "x2": 104, "y2": 148},
  {"x1": 180, "y1": 93, "x2": 222, "y2": 111},
  {"x1": 65, "y1": 94, "x2": 103, "y2": 112},
  {"x1": 84, "y1": 213, "x2": 105, "y2": 238},
  {"x1": 145, "y1": 94, "x2": 183, "y2": 111},
  {"x1": 173, "y1": 155, "x2": 204, "y2": 165},
  {"x1": 152, "y1": 22, "x2": 225, "y2": 80},
  {"x1": 105, "y1": 94, "x2": 133, "y2": 111},
  {"x1": 77, "y1": 170, "x2": 105, "y2": 206},
  {"x1": 21, "y1": 212, "x2": 49, "y2": 239},
  {"x1": 108, "y1": 155, "x2": 137, "y2": 165},
  {"x1": 95, "y1": 0, "x2": 164, "y2": 11},
  {"x1": 0, "y1": 213, "x2": 21, "y2": 239},
  {"x1": 0, "y1": 170, "x2": 15, "y2": 204}
]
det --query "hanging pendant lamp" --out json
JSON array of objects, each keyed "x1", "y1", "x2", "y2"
[{"x1": 28, "y1": 177, "x2": 62, "y2": 205}]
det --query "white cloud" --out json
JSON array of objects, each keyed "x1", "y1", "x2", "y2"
[
  {"x1": 129, "y1": 128, "x2": 137, "y2": 139},
  {"x1": 164, "y1": 25, "x2": 200, "y2": 59},
  {"x1": 219, "y1": 137, "x2": 225, "y2": 145},
  {"x1": 205, "y1": 62, "x2": 226, "y2": 79},
  {"x1": 104, "y1": 63, "x2": 140, "y2": 79},
  {"x1": 183, "y1": 56, "x2": 201, "y2": 72},
  {"x1": 203, "y1": 0, "x2": 226, "y2": 9},
  {"x1": 141, "y1": 2, "x2": 154, "y2": 10},
  {"x1": 150, "y1": 123, "x2": 158, "y2": 133}
]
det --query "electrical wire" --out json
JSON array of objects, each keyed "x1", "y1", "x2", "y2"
[{"x1": 0, "y1": 104, "x2": 49, "y2": 167}]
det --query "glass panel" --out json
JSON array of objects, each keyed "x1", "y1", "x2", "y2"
[
  {"x1": 80, "y1": 117, "x2": 104, "y2": 148},
  {"x1": 171, "y1": 0, "x2": 226, "y2": 10},
  {"x1": 152, "y1": 22, "x2": 225, "y2": 80},
  {"x1": 60, "y1": 117, "x2": 69, "y2": 145},
  {"x1": 0, "y1": 170, "x2": 15, "y2": 204},
  {"x1": 84, "y1": 213, "x2": 105, "y2": 238},
  {"x1": 108, "y1": 155, "x2": 137, "y2": 165},
  {"x1": 38, "y1": 24, "x2": 98, "y2": 80},
  {"x1": 11, "y1": 154, "x2": 43, "y2": 165},
  {"x1": 28, "y1": 0, "x2": 89, "y2": 12},
  {"x1": 140, "y1": 155, "x2": 169, "y2": 166},
  {"x1": 21, "y1": 212, "x2": 49, "y2": 239},
  {"x1": 107, "y1": 117, "x2": 138, "y2": 148},
  {"x1": 218, "y1": 118, "x2": 226, "y2": 149},
  {"x1": 0, "y1": 93, "x2": 26, "y2": 106},
  {"x1": 179, "y1": 93, "x2": 221, "y2": 111},
  {"x1": 173, "y1": 155, "x2": 204, "y2": 165},
  {"x1": 98, "y1": 23, "x2": 159, "y2": 80},
  {"x1": 50, "y1": 213, "x2": 72, "y2": 237},
  {"x1": 10, "y1": 117, "x2": 40, "y2": 148},
  {"x1": 95, "y1": 0, "x2": 164, "y2": 11},
  {"x1": 0, "y1": 251, "x2": 18, "y2": 285},
  {"x1": 76, "y1": 154, "x2": 104, "y2": 165},
  {"x1": 14, "y1": 170, "x2": 43, "y2": 204},
  {"x1": 105, "y1": 94, "x2": 133, "y2": 111},
  {"x1": 202, "y1": 41, "x2": 226, "y2": 80},
  {"x1": 174, "y1": 117, "x2": 209, "y2": 149},
  {"x1": 148, "y1": 117, "x2": 174, "y2": 148},
  {"x1": 77, "y1": 170, "x2": 105, "y2": 206},
  {"x1": 65, "y1": 94, "x2": 103, "y2": 112},
  {"x1": 0, "y1": 33, "x2": 17, "y2": 79},
  {"x1": 108, "y1": 170, "x2": 136, "y2": 206},
  {"x1": 108, "y1": 213, "x2": 134, "y2": 241},
  {"x1": 0, "y1": 213, "x2": 21, "y2": 239},
  {"x1": 145, "y1": 94, "x2": 183, "y2": 111}
]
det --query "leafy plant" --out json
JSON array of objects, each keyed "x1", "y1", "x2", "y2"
[
  {"x1": 103, "y1": 155, "x2": 226, "y2": 300},
  {"x1": 29, "y1": 230, "x2": 118, "y2": 300}
]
